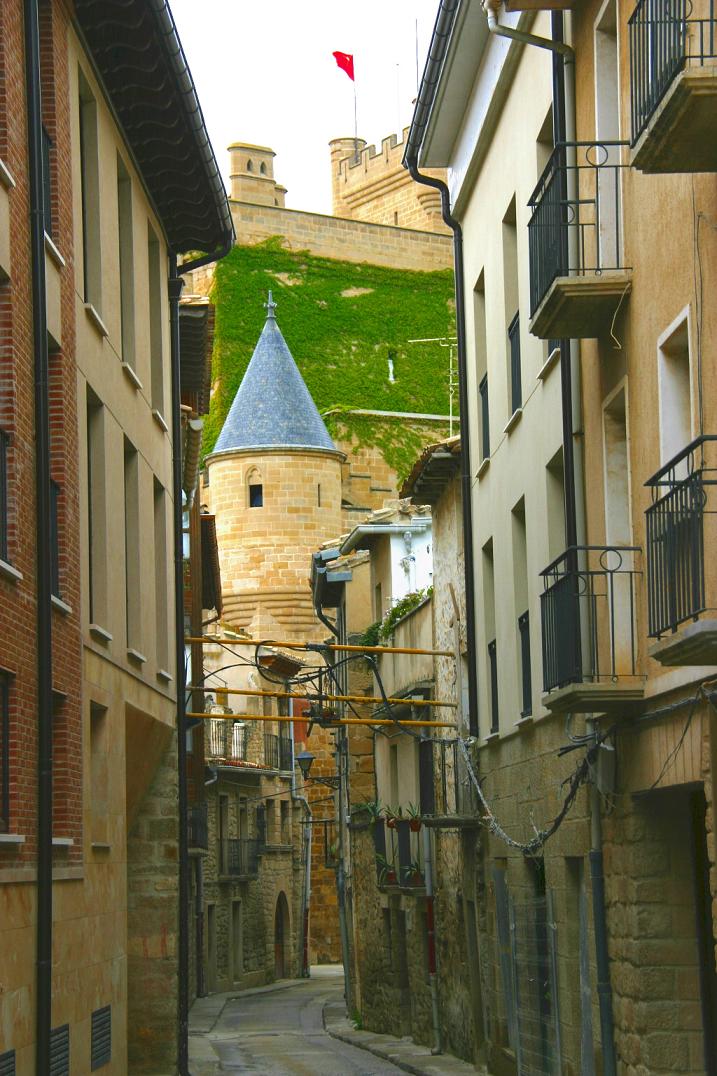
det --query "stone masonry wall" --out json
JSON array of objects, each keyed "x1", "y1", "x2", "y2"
[{"x1": 126, "y1": 732, "x2": 179, "y2": 1075}]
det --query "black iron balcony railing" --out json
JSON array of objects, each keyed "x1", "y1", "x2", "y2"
[
  {"x1": 264, "y1": 732, "x2": 293, "y2": 771},
  {"x1": 645, "y1": 434, "x2": 717, "y2": 637},
  {"x1": 206, "y1": 718, "x2": 249, "y2": 763},
  {"x1": 188, "y1": 802, "x2": 208, "y2": 850},
  {"x1": 540, "y1": 545, "x2": 641, "y2": 693},
  {"x1": 629, "y1": 0, "x2": 717, "y2": 144},
  {"x1": 373, "y1": 817, "x2": 425, "y2": 888},
  {"x1": 508, "y1": 311, "x2": 522, "y2": 414},
  {"x1": 220, "y1": 837, "x2": 260, "y2": 877},
  {"x1": 528, "y1": 141, "x2": 629, "y2": 318},
  {"x1": 488, "y1": 639, "x2": 499, "y2": 733}
]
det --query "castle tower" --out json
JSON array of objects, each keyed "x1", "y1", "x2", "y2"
[
  {"x1": 228, "y1": 141, "x2": 287, "y2": 206},
  {"x1": 205, "y1": 294, "x2": 344, "y2": 638}
]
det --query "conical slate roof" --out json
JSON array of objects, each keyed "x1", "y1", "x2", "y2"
[{"x1": 212, "y1": 294, "x2": 338, "y2": 456}]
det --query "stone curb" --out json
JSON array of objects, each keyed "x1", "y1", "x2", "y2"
[
  {"x1": 188, "y1": 977, "x2": 301, "y2": 1034},
  {"x1": 324, "y1": 1013, "x2": 487, "y2": 1076}
]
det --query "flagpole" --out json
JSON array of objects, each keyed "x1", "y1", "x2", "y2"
[{"x1": 353, "y1": 77, "x2": 358, "y2": 163}]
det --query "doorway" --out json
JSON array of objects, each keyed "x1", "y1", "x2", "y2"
[{"x1": 274, "y1": 891, "x2": 290, "y2": 979}]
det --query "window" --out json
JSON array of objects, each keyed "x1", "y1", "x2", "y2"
[
  {"x1": 246, "y1": 159, "x2": 253, "y2": 172},
  {"x1": 232, "y1": 901, "x2": 243, "y2": 981},
  {"x1": 0, "y1": 672, "x2": 9, "y2": 833},
  {"x1": 280, "y1": 799, "x2": 289, "y2": 843},
  {"x1": 153, "y1": 480, "x2": 168, "y2": 671},
  {"x1": 658, "y1": 312, "x2": 692, "y2": 466},
  {"x1": 49, "y1": 1024, "x2": 69, "y2": 1075},
  {"x1": 259, "y1": 161, "x2": 267, "y2": 175},
  {"x1": 50, "y1": 479, "x2": 60, "y2": 598},
  {"x1": 546, "y1": 447, "x2": 566, "y2": 563},
  {"x1": 482, "y1": 540, "x2": 497, "y2": 734},
  {"x1": 247, "y1": 468, "x2": 263, "y2": 507},
  {"x1": 147, "y1": 225, "x2": 164, "y2": 415},
  {"x1": 79, "y1": 68, "x2": 101, "y2": 311},
  {"x1": 90, "y1": 702, "x2": 108, "y2": 842},
  {"x1": 374, "y1": 582, "x2": 383, "y2": 621},
  {"x1": 117, "y1": 156, "x2": 135, "y2": 369},
  {"x1": 0, "y1": 428, "x2": 8, "y2": 563},
  {"x1": 123, "y1": 438, "x2": 140, "y2": 652},
  {"x1": 86, "y1": 388, "x2": 107, "y2": 626},
  {"x1": 478, "y1": 376, "x2": 488, "y2": 460},
  {"x1": 518, "y1": 611, "x2": 532, "y2": 718},
  {"x1": 41, "y1": 125, "x2": 53, "y2": 238},
  {"x1": 503, "y1": 197, "x2": 520, "y2": 417},
  {"x1": 508, "y1": 311, "x2": 521, "y2": 414},
  {"x1": 512, "y1": 499, "x2": 531, "y2": 717}
]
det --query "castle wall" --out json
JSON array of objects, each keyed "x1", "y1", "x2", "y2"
[{"x1": 329, "y1": 130, "x2": 451, "y2": 235}]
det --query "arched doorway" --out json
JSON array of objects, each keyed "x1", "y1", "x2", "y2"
[{"x1": 274, "y1": 891, "x2": 290, "y2": 979}]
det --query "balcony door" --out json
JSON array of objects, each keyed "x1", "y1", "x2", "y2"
[
  {"x1": 594, "y1": 0, "x2": 623, "y2": 269},
  {"x1": 602, "y1": 384, "x2": 635, "y2": 675}
]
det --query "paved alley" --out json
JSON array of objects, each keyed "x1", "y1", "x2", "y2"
[{"x1": 189, "y1": 966, "x2": 405, "y2": 1075}]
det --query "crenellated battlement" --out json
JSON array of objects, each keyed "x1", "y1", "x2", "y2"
[{"x1": 329, "y1": 128, "x2": 450, "y2": 234}]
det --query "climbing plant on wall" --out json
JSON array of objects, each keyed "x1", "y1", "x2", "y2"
[{"x1": 205, "y1": 240, "x2": 456, "y2": 480}]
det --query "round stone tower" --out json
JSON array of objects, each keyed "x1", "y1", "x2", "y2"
[{"x1": 205, "y1": 294, "x2": 344, "y2": 639}]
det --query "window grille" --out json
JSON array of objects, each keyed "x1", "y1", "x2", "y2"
[
  {"x1": 479, "y1": 375, "x2": 490, "y2": 461},
  {"x1": 488, "y1": 639, "x2": 499, "y2": 734},
  {"x1": 0, "y1": 1049, "x2": 15, "y2": 1075},
  {"x1": 91, "y1": 1005, "x2": 111, "y2": 1069},
  {"x1": 50, "y1": 1024, "x2": 70, "y2": 1075},
  {"x1": 508, "y1": 311, "x2": 521, "y2": 414}
]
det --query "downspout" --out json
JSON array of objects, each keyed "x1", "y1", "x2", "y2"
[
  {"x1": 23, "y1": 1, "x2": 53, "y2": 1071},
  {"x1": 550, "y1": 14, "x2": 614, "y2": 1075},
  {"x1": 422, "y1": 816, "x2": 442, "y2": 1054},
  {"x1": 482, "y1": 0, "x2": 573, "y2": 56},
  {"x1": 289, "y1": 700, "x2": 313, "y2": 978},
  {"x1": 171, "y1": 236, "x2": 233, "y2": 1072},
  {"x1": 168, "y1": 254, "x2": 191, "y2": 1075}
]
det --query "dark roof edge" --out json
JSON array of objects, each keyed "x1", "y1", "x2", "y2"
[
  {"x1": 403, "y1": 0, "x2": 461, "y2": 168},
  {"x1": 148, "y1": 0, "x2": 234, "y2": 251}
]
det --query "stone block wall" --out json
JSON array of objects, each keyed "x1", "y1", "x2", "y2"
[{"x1": 330, "y1": 130, "x2": 451, "y2": 235}]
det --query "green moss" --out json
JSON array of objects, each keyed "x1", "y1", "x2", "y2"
[{"x1": 205, "y1": 240, "x2": 456, "y2": 480}]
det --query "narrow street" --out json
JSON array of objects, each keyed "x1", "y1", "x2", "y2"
[{"x1": 190, "y1": 967, "x2": 406, "y2": 1075}]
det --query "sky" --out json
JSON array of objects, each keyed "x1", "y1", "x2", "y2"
[{"x1": 170, "y1": 0, "x2": 440, "y2": 215}]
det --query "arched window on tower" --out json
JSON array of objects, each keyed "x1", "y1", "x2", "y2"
[
  {"x1": 247, "y1": 468, "x2": 263, "y2": 508},
  {"x1": 246, "y1": 159, "x2": 254, "y2": 172},
  {"x1": 260, "y1": 161, "x2": 267, "y2": 175}
]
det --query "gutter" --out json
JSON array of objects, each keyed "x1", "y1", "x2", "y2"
[
  {"x1": 403, "y1": 0, "x2": 479, "y2": 742},
  {"x1": 23, "y1": 1, "x2": 53, "y2": 1070},
  {"x1": 482, "y1": 0, "x2": 573, "y2": 56}
]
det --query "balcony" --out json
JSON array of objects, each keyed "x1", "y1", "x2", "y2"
[
  {"x1": 375, "y1": 594, "x2": 433, "y2": 700},
  {"x1": 420, "y1": 739, "x2": 481, "y2": 829},
  {"x1": 528, "y1": 141, "x2": 631, "y2": 340},
  {"x1": 264, "y1": 731, "x2": 293, "y2": 772},
  {"x1": 188, "y1": 802, "x2": 208, "y2": 851},
  {"x1": 630, "y1": 0, "x2": 717, "y2": 172},
  {"x1": 646, "y1": 435, "x2": 717, "y2": 664},
  {"x1": 206, "y1": 717, "x2": 250, "y2": 765},
  {"x1": 373, "y1": 818, "x2": 425, "y2": 891},
  {"x1": 219, "y1": 837, "x2": 260, "y2": 879},
  {"x1": 540, "y1": 546, "x2": 644, "y2": 713}
]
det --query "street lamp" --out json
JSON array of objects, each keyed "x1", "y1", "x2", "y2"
[{"x1": 295, "y1": 749, "x2": 340, "y2": 789}]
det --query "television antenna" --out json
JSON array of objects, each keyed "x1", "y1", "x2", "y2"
[{"x1": 407, "y1": 336, "x2": 458, "y2": 436}]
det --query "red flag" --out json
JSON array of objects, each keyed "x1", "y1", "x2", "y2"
[{"x1": 332, "y1": 51, "x2": 355, "y2": 82}]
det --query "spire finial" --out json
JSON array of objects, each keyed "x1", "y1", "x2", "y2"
[{"x1": 264, "y1": 290, "x2": 277, "y2": 320}]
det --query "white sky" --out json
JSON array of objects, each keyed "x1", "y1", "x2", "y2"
[{"x1": 170, "y1": 0, "x2": 440, "y2": 215}]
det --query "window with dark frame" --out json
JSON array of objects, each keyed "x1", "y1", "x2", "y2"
[
  {"x1": 0, "y1": 673, "x2": 9, "y2": 833},
  {"x1": 479, "y1": 375, "x2": 490, "y2": 461},
  {"x1": 42, "y1": 125, "x2": 53, "y2": 238},
  {"x1": 518, "y1": 610, "x2": 532, "y2": 717},
  {"x1": 50, "y1": 478, "x2": 60, "y2": 598},
  {"x1": 249, "y1": 482, "x2": 263, "y2": 508},
  {"x1": 508, "y1": 310, "x2": 522, "y2": 414},
  {"x1": 0, "y1": 429, "x2": 8, "y2": 564},
  {"x1": 488, "y1": 639, "x2": 499, "y2": 734}
]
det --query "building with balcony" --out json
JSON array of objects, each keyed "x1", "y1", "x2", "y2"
[{"x1": 0, "y1": 1, "x2": 232, "y2": 1072}]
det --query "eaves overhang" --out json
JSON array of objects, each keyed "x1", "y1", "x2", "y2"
[
  {"x1": 415, "y1": 0, "x2": 490, "y2": 170},
  {"x1": 74, "y1": 0, "x2": 234, "y2": 256}
]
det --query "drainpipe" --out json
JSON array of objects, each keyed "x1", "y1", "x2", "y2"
[
  {"x1": 168, "y1": 254, "x2": 191, "y2": 1075},
  {"x1": 171, "y1": 237, "x2": 233, "y2": 1072},
  {"x1": 422, "y1": 818, "x2": 442, "y2": 1054},
  {"x1": 289, "y1": 701, "x2": 313, "y2": 978},
  {"x1": 483, "y1": 0, "x2": 573, "y2": 56},
  {"x1": 23, "y1": 1, "x2": 53, "y2": 1071},
  {"x1": 587, "y1": 720, "x2": 617, "y2": 1076}
]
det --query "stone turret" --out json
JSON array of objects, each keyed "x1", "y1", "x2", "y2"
[
  {"x1": 228, "y1": 142, "x2": 287, "y2": 206},
  {"x1": 205, "y1": 294, "x2": 344, "y2": 638}
]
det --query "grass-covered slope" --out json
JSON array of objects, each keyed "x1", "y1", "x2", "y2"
[{"x1": 205, "y1": 240, "x2": 456, "y2": 479}]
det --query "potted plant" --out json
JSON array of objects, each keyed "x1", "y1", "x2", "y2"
[
  {"x1": 352, "y1": 800, "x2": 382, "y2": 827},
  {"x1": 407, "y1": 803, "x2": 422, "y2": 833},
  {"x1": 375, "y1": 853, "x2": 398, "y2": 887},
  {"x1": 408, "y1": 860, "x2": 425, "y2": 887},
  {"x1": 385, "y1": 806, "x2": 403, "y2": 830}
]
